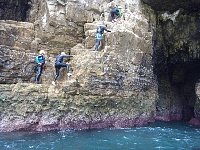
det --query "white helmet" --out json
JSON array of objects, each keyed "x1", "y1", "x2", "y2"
[
  {"x1": 61, "y1": 52, "x2": 66, "y2": 55},
  {"x1": 39, "y1": 50, "x2": 45, "y2": 55}
]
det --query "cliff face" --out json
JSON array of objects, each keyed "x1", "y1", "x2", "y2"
[
  {"x1": 143, "y1": 0, "x2": 200, "y2": 123},
  {"x1": 0, "y1": 21, "x2": 35, "y2": 83},
  {"x1": 143, "y1": 0, "x2": 200, "y2": 11},
  {"x1": 0, "y1": 82, "x2": 156, "y2": 132},
  {"x1": 0, "y1": 0, "x2": 158, "y2": 132},
  {"x1": 0, "y1": 0, "x2": 200, "y2": 132}
]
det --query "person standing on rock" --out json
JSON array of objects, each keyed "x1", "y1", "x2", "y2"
[
  {"x1": 94, "y1": 23, "x2": 111, "y2": 51},
  {"x1": 52, "y1": 52, "x2": 73, "y2": 85},
  {"x1": 35, "y1": 50, "x2": 45, "y2": 84}
]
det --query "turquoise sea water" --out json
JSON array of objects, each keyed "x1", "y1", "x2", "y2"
[{"x1": 0, "y1": 122, "x2": 200, "y2": 150}]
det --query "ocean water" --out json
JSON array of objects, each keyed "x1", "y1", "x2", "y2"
[{"x1": 0, "y1": 121, "x2": 200, "y2": 150}]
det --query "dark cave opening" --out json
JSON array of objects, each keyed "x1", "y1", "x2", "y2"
[
  {"x1": 155, "y1": 58, "x2": 200, "y2": 121},
  {"x1": 0, "y1": 0, "x2": 32, "y2": 21}
]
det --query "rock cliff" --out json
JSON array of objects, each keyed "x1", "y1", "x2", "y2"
[
  {"x1": 144, "y1": 0, "x2": 200, "y2": 124},
  {"x1": 143, "y1": 0, "x2": 200, "y2": 11},
  {"x1": 0, "y1": 0, "x2": 200, "y2": 132}
]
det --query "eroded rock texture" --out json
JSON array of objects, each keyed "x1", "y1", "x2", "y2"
[
  {"x1": 1, "y1": 0, "x2": 200, "y2": 132},
  {"x1": 144, "y1": 0, "x2": 200, "y2": 123},
  {"x1": 0, "y1": 83, "x2": 156, "y2": 132},
  {"x1": 29, "y1": 0, "x2": 106, "y2": 52},
  {"x1": 143, "y1": 0, "x2": 200, "y2": 11},
  {"x1": 0, "y1": 20, "x2": 54, "y2": 84},
  {"x1": 0, "y1": 0, "x2": 158, "y2": 132}
]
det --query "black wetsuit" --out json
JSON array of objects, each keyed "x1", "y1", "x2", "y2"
[
  {"x1": 54, "y1": 54, "x2": 73, "y2": 81},
  {"x1": 111, "y1": 7, "x2": 120, "y2": 21}
]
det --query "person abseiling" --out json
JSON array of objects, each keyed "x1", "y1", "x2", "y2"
[
  {"x1": 94, "y1": 23, "x2": 111, "y2": 51},
  {"x1": 52, "y1": 52, "x2": 73, "y2": 84},
  {"x1": 35, "y1": 50, "x2": 45, "y2": 84}
]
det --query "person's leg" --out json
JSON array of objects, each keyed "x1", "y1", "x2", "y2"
[
  {"x1": 59, "y1": 63, "x2": 70, "y2": 72},
  {"x1": 100, "y1": 35, "x2": 105, "y2": 50},
  {"x1": 54, "y1": 65, "x2": 61, "y2": 81},
  {"x1": 59, "y1": 63, "x2": 68, "y2": 67},
  {"x1": 113, "y1": 11, "x2": 118, "y2": 21},
  {"x1": 95, "y1": 39, "x2": 100, "y2": 51},
  {"x1": 111, "y1": 10, "x2": 115, "y2": 21},
  {"x1": 35, "y1": 65, "x2": 42, "y2": 83},
  {"x1": 55, "y1": 63, "x2": 71, "y2": 81}
]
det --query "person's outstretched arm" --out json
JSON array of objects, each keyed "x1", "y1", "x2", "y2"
[
  {"x1": 104, "y1": 27, "x2": 111, "y2": 32},
  {"x1": 63, "y1": 54, "x2": 73, "y2": 58}
]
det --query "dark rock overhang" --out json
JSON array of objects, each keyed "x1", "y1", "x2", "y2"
[
  {"x1": 0, "y1": 0, "x2": 31, "y2": 21},
  {"x1": 142, "y1": 0, "x2": 200, "y2": 12}
]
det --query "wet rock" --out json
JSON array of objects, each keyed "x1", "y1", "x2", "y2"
[
  {"x1": 189, "y1": 118, "x2": 200, "y2": 126},
  {"x1": 195, "y1": 82, "x2": 200, "y2": 119},
  {"x1": 0, "y1": 82, "x2": 156, "y2": 132}
]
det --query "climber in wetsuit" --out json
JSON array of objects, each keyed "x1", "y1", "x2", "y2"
[
  {"x1": 95, "y1": 24, "x2": 111, "y2": 51},
  {"x1": 53, "y1": 52, "x2": 73, "y2": 82},
  {"x1": 110, "y1": 6, "x2": 120, "y2": 22},
  {"x1": 35, "y1": 50, "x2": 45, "y2": 84}
]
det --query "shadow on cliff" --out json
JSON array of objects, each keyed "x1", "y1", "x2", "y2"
[{"x1": 0, "y1": 0, "x2": 31, "y2": 21}]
